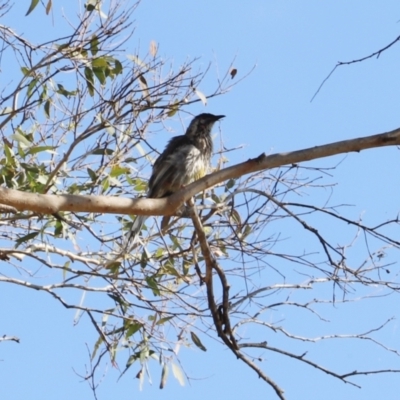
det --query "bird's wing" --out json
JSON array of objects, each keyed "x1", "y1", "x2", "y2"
[{"x1": 149, "y1": 136, "x2": 199, "y2": 198}]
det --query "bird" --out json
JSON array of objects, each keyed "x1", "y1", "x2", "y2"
[{"x1": 124, "y1": 113, "x2": 225, "y2": 249}]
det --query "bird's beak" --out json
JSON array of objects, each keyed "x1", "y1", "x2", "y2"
[{"x1": 213, "y1": 115, "x2": 225, "y2": 121}]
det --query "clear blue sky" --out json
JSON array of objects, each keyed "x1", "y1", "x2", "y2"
[{"x1": 1, "y1": 1, "x2": 400, "y2": 399}]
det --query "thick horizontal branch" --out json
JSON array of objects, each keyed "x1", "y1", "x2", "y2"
[{"x1": 0, "y1": 127, "x2": 399, "y2": 216}]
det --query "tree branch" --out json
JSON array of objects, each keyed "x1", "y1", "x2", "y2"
[{"x1": 0, "y1": 127, "x2": 399, "y2": 216}]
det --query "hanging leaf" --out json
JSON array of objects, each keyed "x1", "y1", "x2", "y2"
[
  {"x1": 150, "y1": 40, "x2": 158, "y2": 57},
  {"x1": 56, "y1": 84, "x2": 77, "y2": 98},
  {"x1": 139, "y1": 75, "x2": 150, "y2": 100},
  {"x1": 10, "y1": 133, "x2": 32, "y2": 148},
  {"x1": 145, "y1": 276, "x2": 160, "y2": 296},
  {"x1": 167, "y1": 100, "x2": 179, "y2": 117},
  {"x1": 92, "y1": 147, "x2": 114, "y2": 155},
  {"x1": 171, "y1": 363, "x2": 185, "y2": 386},
  {"x1": 195, "y1": 89, "x2": 207, "y2": 106},
  {"x1": 125, "y1": 322, "x2": 142, "y2": 338},
  {"x1": 44, "y1": 100, "x2": 51, "y2": 118},
  {"x1": 91, "y1": 335, "x2": 103, "y2": 360},
  {"x1": 225, "y1": 178, "x2": 236, "y2": 190},
  {"x1": 92, "y1": 57, "x2": 108, "y2": 68},
  {"x1": 15, "y1": 232, "x2": 39, "y2": 247},
  {"x1": 156, "y1": 316, "x2": 173, "y2": 325},
  {"x1": 20, "y1": 67, "x2": 30, "y2": 76},
  {"x1": 27, "y1": 146, "x2": 56, "y2": 155},
  {"x1": 84, "y1": 67, "x2": 95, "y2": 96},
  {"x1": 90, "y1": 35, "x2": 99, "y2": 56},
  {"x1": 45, "y1": 0, "x2": 52, "y2": 14},
  {"x1": 93, "y1": 67, "x2": 106, "y2": 85},
  {"x1": 114, "y1": 59, "x2": 123, "y2": 75},
  {"x1": 159, "y1": 364, "x2": 169, "y2": 389},
  {"x1": 190, "y1": 331, "x2": 207, "y2": 351},
  {"x1": 87, "y1": 168, "x2": 97, "y2": 181},
  {"x1": 110, "y1": 165, "x2": 130, "y2": 177},
  {"x1": 27, "y1": 79, "x2": 38, "y2": 97},
  {"x1": 25, "y1": 0, "x2": 39, "y2": 16}
]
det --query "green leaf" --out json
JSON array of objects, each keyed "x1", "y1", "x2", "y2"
[
  {"x1": 125, "y1": 353, "x2": 139, "y2": 368},
  {"x1": 25, "y1": 0, "x2": 39, "y2": 16},
  {"x1": 110, "y1": 165, "x2": 130, "y2": 177},
  {"x1": 56, "y1": 84, "x2": 77, "y2": 98},
  {"x1": 44, "y1": 100, "x2": 51, "y2": 118},
  {"x1": 230, "y1": 209, "x2": 242, "y2": 226},
  {"x1": 140, "y1": 249, "x2": 149, "y2": 269},
  {"x1": 93, "y1": 67, "x2": 106, "y2": 85},
  {"x1": 39, "y1": 85, "x2": 48, "y2": 101},
  {"x1": 87, "y1": 168, "x2": 97, "y2": 181},
  {"x1": 15, "y1": 231, "x2": 39, "y2": 247},
  {"x1": 190, "y1": 331, "x2": 207, "y2": 351},
  {"x1": 102, "y1": 177, "x2": 110, "y2": 191},
  {"x1": 4, "y1": 144, "x2": 16, "y2": 165},
  {"x1": 20, "y1": 67, "x2": 30, "y2": 76},
  {"x1": 27, "y1": 79, "x2": 38, "y2": 97},
  {"x1": 182, "y1": 260, "x2": 191, "y2": 276},
  {"x1": 20, "y1": 163, "x2": 39, "y2": 173},
  {"x1": 225, "y1": 178, "x2": 235, "y2": 190},
  {"x1": 54, "y1": 220, "x2": 63, "y2": 237},
  {"x1": 90, "y1": 35, "x2": 99, "y2": 56},
  {"x1": 91, "y1": 335, "x2": 103, "y2": 360},
  {"x1": 10, "y1": 133, "x2": 32, "y2": 148},
  {"x1": 162, "y1": 260, "x2": 181, "y2": 278},
  {"x1": 134, "y1": 178, "x2": 147, "y2": 192},
  {"x1": 92, "y1": 57, "x2": 108, "y2": 68},
  {"x1": 125, "y1": 322, "x2": 142, "y2": 338},
  {"x1": 27, "y1": 146, "x2": 56, "y2": 155},
  {"x1": 110, "y1": 343, "x2": 117, "y2": 363},
  {"x1": 114, "y1": 59, "x2": 123, "y2": 75},
  {"x1": 154, "y1": 247, "x2": 165, "y2": 258},
  {"x1": 145, "y1": 276, "x2": 160, "y2": 296},
  {"x1": 167, "y1": 100, "x2": 179, "y2": 117},
  {"x1": 62, "y1": 261, "x2": 70, "y2": 281},
  {"x1": 156, "y1": 316, "x2": 173, "y2": 325},
  {"x1": 84, "y1": 67, "x2": 95, "y2": 96},
  {"x1": 17, "y1": 143, "x2": 26, "y2": 159},
  {"x1": 92, "y1": 147, "x2": 114, "y2": 155},
  {"x1": 105, "y1": 262, "x2": 120, "y2": 277},
  {"x1": 241, "y1": 224, "x2": 252, "y2": 239},
  {"x1": 211, "y1": 193, "x2": 220, "y2": 203},
  {"x1": 203, "y1": 226, "x2": 212, "y2": 236}
]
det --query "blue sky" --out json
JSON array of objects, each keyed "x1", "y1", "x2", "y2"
[{"x1": 2, "y1": 1, "x2": 400, "y2": 399}]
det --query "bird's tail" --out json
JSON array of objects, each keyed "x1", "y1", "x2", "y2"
[{"x1": 122, "y1": 215, "x2": 147, "y2": 252}]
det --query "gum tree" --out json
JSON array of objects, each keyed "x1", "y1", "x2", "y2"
[{"x1": 1, "y1": 1, "x2": 400, "y2": 399}]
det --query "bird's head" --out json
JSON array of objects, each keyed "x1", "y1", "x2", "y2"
[{"x1": 185, "y1": 113, "x2": 225, "y2": 140}]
